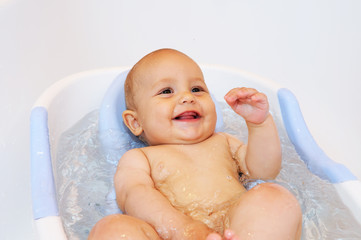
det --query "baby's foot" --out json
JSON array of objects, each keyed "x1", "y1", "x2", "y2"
[
  {"x1": 206, "y1": 233, "x2": 222, "y2": 240},
  {"x1": 206, "y1": 230, "x2": 240, "y2": 240},
  {"x1": 223, "y1": 229, "x2": 240, "y2": 240}
]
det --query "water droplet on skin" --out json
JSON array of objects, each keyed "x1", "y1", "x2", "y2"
[{"x1": 247, "y1": 232, "x2": 256, "y2": 239}]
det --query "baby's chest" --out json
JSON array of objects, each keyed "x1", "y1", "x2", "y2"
[
  {"x1": 147, "y1": 146, "x2": 244, "y2": 211},
  {"x1": 149, "y1": 146, "x2": 240, "y2": 199},
  {"x1": 149, "y1": 144, "x2": 233, "y2": 181}
]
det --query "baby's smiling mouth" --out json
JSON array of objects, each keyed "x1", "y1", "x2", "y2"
[{"x1": 173, "y1": 111, "x2": 201, "y2": 120}]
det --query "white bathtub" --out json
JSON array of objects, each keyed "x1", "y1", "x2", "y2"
[
  {"x1": 2, "y1": 1, "x2": 361, "y2": 239},
  {"x1": 30, "y1": 65, "x2": 361, "y2": 239}
]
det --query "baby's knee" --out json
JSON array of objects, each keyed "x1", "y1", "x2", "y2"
[
  {"x1": 251, "y1": 183, "x2": 302, "y2": 220},
  {"x1": 229, "y1": 183, "x2": 302, "y2": 239},
  {"x1": 88, "y1": 214, "x2": 160, "y2": 240},
  {"x1": 88, "y1": 214, "x2": 129, "y2": 239},
  {"x1": 252, "y1": 183, "x2": 298, "y2": 205}
]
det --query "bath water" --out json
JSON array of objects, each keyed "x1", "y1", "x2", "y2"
[{"x1": 55, "y1": 103, "x2": 361, "y2": 239}]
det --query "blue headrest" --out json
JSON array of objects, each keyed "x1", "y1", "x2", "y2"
[{"x1": 99, "y1": 70, "x2": 223, "y2": 159}]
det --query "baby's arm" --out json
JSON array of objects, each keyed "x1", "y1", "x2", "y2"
[
  {"x1": 114, "y1": 148, "x2": 214, "y2": 240},
  {"x1": 224, "y1": 87, "x2": 281, "y2": 179}
]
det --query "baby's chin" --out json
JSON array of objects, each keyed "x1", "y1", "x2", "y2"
[
  {"x1": 145, "y1": 133, "x2": 215, "y2": 146},
  {"x1": 170, "y1": 133, "x2": 216, "y2": 145}
]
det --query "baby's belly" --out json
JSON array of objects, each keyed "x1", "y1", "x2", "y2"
[{"x1": 156, "y1": 174, "x2": 246, "y2": 233}]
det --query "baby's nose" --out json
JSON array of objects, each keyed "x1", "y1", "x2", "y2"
[{"x1": 179, "y1": 92, "x2": 195, "y2": 104}]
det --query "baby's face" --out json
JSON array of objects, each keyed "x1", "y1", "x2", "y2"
[{"x1": 132, "y1": 51, "x2": 217, "y2": 145}]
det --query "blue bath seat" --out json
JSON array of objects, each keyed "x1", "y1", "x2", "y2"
[{"x1": 277, "y1": 88, "x2": 357, "y2": 183}]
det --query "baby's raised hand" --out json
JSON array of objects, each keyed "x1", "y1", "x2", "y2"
[{"x1": 224, "y1": 87, "x2": 269, "y2": 124}]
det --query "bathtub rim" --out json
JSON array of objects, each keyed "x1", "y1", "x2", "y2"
[{"x1": 30, "y1": 65, "x2": 361, "y2": 239}]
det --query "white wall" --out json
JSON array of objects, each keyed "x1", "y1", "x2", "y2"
[{"x1": 1, "y1": 0, "x2": 360, "y2": 239}]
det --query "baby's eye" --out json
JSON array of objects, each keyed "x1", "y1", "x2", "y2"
[
  {"x1": 159, "y1": 88, "x2": 173, "y2": 95},
  {"x1": 191, "y1": 87, "x2": 204, "y2": 93}
]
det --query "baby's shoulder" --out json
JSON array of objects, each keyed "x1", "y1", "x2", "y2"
[
  {"x1": 118, "y1": 148, "x2": 149, "y2": 167},
  {"x1": 133, "y1": 145, "x2": 171, "y2": 161},
  {"x1": 122, "y1": 147, "x2": 145, "y2": 158}
]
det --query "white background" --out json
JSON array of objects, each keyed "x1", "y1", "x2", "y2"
[{"x1": 1, "y1": 0, "x2": 360, "y2": 239}]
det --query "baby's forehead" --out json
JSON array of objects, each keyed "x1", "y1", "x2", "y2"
[{"x1": 130, "y1": 49, "x2": 205, "y2": 86}]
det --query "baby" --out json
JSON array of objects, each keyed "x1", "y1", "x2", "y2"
[{"x1": 89, "y1": 49, "x2": 302, "y2": 240}]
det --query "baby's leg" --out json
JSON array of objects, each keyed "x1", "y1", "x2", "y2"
[
  {"x1": 88, "y1": 214, "x2": 161, "y2": 240},
  {"x1": 227, "y1": 183, "x2": 302, "y2": 240}
]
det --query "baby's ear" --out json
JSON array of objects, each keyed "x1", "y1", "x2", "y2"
[{"x1": 122, "y1": 110, "x2": 143, "y2": 136}]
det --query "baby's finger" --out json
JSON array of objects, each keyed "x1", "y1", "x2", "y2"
[
  {"x1": 225, "y1": 87, "x2": 258, "y2": 102},
  {"x1": 251, "y1": 92, "x2": 268, "y2": 103},
  {"x1": 224, "y1": 88, "x2": 239, "y2": 103}
]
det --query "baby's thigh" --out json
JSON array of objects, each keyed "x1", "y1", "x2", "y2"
[
  {"x1": 227, "y1": 183, "x2": 302, "y2": 239},
  {"x1": 88, "y1": 214, "x2": 161, "y2": 240}
]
